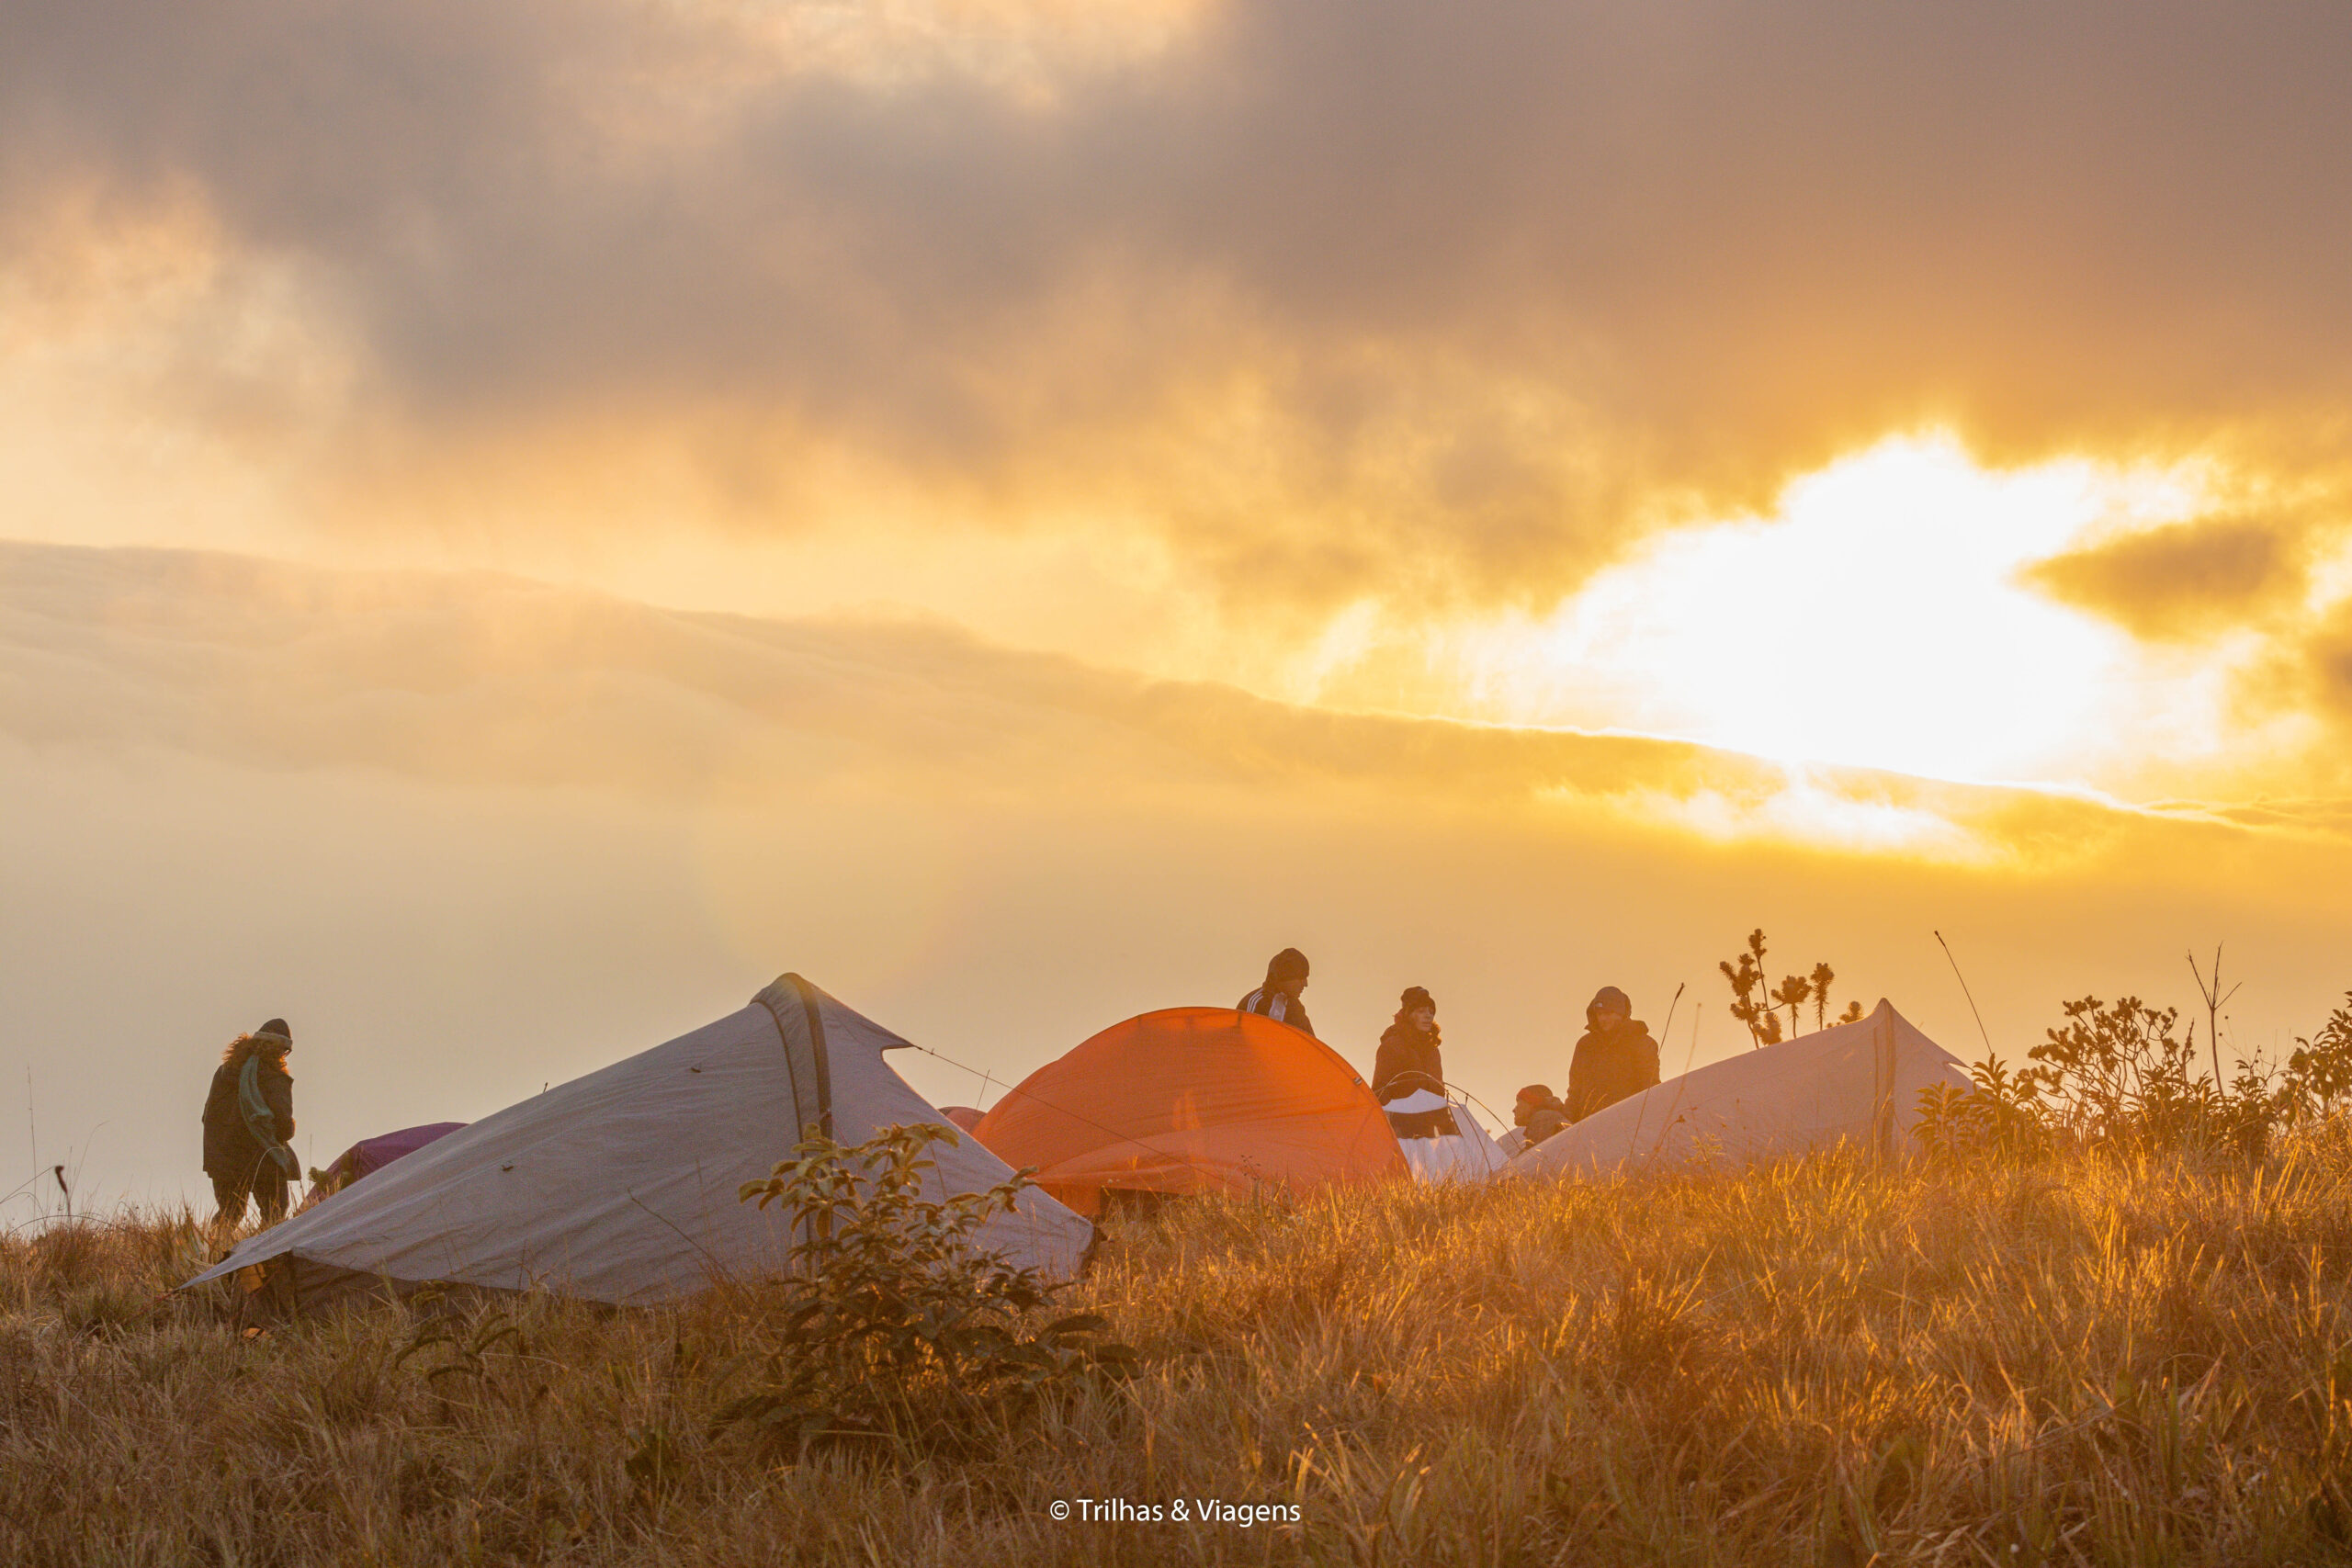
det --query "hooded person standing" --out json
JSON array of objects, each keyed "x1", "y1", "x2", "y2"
[
  {"x1": 1567, "y1": 987, "x2": 1658, "y2": 1123},
  {"x1": 201, "y1": 1019, "x2": 299, "y2": 1225},
  {"x1": 1238, "y1": 948, "x2": 1316, "y2": 1038},
  {"x1": 1372, "y1": 987, "x2": 1445, "y2": 1103}
]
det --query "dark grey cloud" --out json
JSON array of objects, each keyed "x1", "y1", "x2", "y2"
[
  {"x1": 2024, "y1": 513, "x2": 2316, "y2": 641},
  {"x1": 2307, "y1": 601, "x2": 2352, "y2": 726},
  {"x1": 6, "y1": 1, "x2": 2352, "y2": 607}
]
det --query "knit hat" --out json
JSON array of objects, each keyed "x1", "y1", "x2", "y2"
[
  {"x1": 254, "y1": 1018, "x2": 292, "y2": 1043},
  {"x1": 1514, "y1": 1083, "x2": 1557, "y2": 1109},
  {"x1": 1399, "y1": 987, "x2": 1435, "y2": 1016},
  {"x1": 1586, "y1": 986, "x2": 1631, "y2": 1025},
  {"x1": 1265, "y1": 947, "x2": 1310, "y2": 987}
]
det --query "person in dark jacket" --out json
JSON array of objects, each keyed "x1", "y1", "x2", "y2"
[
  {"x1": 1513, "y1": 1084, "x2": 1570, "y2": 1146},
  {"x1": 1238, "y1": 947, "x2": 1315, "y2": 1038},
  {"x1": 201, "y1": 1019, "x2": 299, "y2": 1225},
  {"x1": 1566, "y1": 987, "x2": 1658, "y2": 1122},
  {"x1": 1372, "y1": 987, "x2": 1444, "y2": 1103}
]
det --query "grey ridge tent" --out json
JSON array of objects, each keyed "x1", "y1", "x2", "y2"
[
  {"x1": 1506, "y1": 999, "x2": 1969, "y2": 1179},
  {"x1": 186, "y1": 975, "x2": 1094, "y2": 1308}
]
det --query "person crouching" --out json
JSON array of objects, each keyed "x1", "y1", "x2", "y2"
[{"x1": 1512, "y1": 1084, "x2": 1570, "y2": 1147}]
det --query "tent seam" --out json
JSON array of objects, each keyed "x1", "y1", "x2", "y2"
[
  {"x1": 757, "y1": 984, "x2": 811, "y2": 1137},
  {"x1": 784, "y1": 973, "x2": 834, "y2": 1139}
]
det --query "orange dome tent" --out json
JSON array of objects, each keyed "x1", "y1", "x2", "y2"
[{"x1": 972, "y1": 1008, "x2": 1408, "y2": 1216}]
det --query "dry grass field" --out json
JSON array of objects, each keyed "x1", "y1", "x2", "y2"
[{"x1": 8, "y1": 1136, "x2": 2352, "y2": 1567}]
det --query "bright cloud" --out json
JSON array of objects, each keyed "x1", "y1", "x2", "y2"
[{"x1": 1430, "y1": 436, "x2": 2293, "y2": 789}]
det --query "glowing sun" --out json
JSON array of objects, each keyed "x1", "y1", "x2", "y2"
[{"x1": 1456, "y1": 435, "x2": 2232, "y2": 786}]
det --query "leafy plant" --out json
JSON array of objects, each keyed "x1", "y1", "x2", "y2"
[
  {"x1": 1720, "y1": 930, "x2": 1780, "y2": 1048},
  {"x1": 711, "y1": 1122, "x2": 1136, "y2": 1461},
  {"x1": 1914, "y1": 1052, "x2": 2049, "y2": 1160},
  {"x1": 1918, "y1": 985, "x2": 2352, "y2": 1162},
  {"x1": 2020, "y1": 995, "x2": 2222, "y2": 1149},
  {"x1": 624, "y1": 1424, "x2": 686, "y2": 1506},
  {"x1": 2283, "y1": 993, "x2": 2352, "y2": 1125},
  {"x1": 1770, "y1": 973, "x2": 1812, "y2": 1043},
  {"x1": 391, "y1": 1292, "x2": 552, "y2": 1417},
  {"x1": 393, "y1": 1293, "x2": 526, "y2": 1387},
  {"x1": 1720, "y1": 931, "x2": 1862, "y2": 1047}
]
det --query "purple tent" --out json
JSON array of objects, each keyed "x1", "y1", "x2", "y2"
[{"x1": 302, "y1": 1122, "x2": 467, "y2": 1206}]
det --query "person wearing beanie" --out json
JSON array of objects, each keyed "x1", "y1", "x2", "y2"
[
  {"x1": 1372, "y1": 987, "x2": 1445, "y2": 1103},
  {"x1": 1511, "y1": 1083, "x2": 1570, "y2": 1149},
  {"x1": 1238, "y1": 947, "x2": 1316, "y2": 1038},
  {"x1": 200, "y1": 1018, "x2": 299, "y2": 1226},
  {"x1": 1567, "y1": 986, "x2": 1658, "y2": 1123}
]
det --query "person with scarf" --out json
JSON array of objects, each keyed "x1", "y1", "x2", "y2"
[
  {"x1": 1566, "y1": 986, "x2": 1658, "y2": 1122},
  {"x1": 201, "y1": 1019, "x2": 299, "y2": 1224},
  {"x1": 1238, "y1": 947, "x2": 1317, "y2": 1038},
  {"x1": 1372, "y1": 987, "x2": 1445, "y2": 1103}
]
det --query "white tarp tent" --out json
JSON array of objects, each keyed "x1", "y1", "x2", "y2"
[
  {"x1": 185, "y1": 975, "x2": 1095, "y2": 1308},
  {"x1": 1506, "y1": 999, "x2": 1969, "y2": 1179},
  {"x1": 1381, "y1": 1089, "x2": 1510, "y2": 1181}
]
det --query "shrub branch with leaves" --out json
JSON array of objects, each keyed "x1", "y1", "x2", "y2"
[
  {"x1": 1919, "y1": 987, "x2": 2352, "y2": 1161},
  {"x1": 711, "y1": 1122, "x2": 1135, "y2": 1461},
  {"x1": 2021, "y1": 996, "x2": 2216, "y2": 1149},
  {"x1": 1913, "y1": 1052, "x2": 2049, "y2": 1160},
  {"x1": 2285, "y1": 993, "x2": 2352, "y2": 1125}
]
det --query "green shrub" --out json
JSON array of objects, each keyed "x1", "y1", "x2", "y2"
[
  {"x1": 1914, "y1": 1050, "x2": 2048, "y2": 1160},
  {"x1": 2023, "y1": 994, "x2": 2218, "y2": 1148},
  {"x1": 1921, "y1": 990, "x2": 2352, "y2": 1161},
  {"x1": 2284, "y1": 992, "x2": 2352, "y2": 1125},
  {"x1": 712, "y1": 1122, "x2": 1134, "y2": 1461}
]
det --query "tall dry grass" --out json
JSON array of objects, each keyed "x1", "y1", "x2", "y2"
[{"x1": 7, "y1": 1136, "x2": 2352, "y2": 1566}]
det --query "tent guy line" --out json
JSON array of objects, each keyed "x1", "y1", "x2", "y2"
[
  {"x1": 1621, "y1": 981, "x2": 1689, "y2": 1159},
  {"x1": 1934, "y1": 931, "x2": 1997, "y2": 1060},
  {"x1": 1439, "y1": 1083, "x2": 1511, "y2": 1139}
]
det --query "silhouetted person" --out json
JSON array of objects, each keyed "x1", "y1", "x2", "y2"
[
  {"x1": 202, "y1": 1019, "x2": 298, "y2": 1225},
  {"x1": 1513, "y1": 1084, "x2": 1570, "y2": 1146},
  {"x1": 1372, "y1": 987, "x2": 1444, "y2": 1102},
  {"x1": 1239, "y1": 948, "x2": 1316, "y2": 1038},
  {"x1": 1567, "y1": 987, "x2": 1658, "y2": 1122}
]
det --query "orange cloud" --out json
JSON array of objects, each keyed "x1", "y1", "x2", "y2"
[{"x1": 7, "y1": 0, "x2": 2352, "y2": 617}]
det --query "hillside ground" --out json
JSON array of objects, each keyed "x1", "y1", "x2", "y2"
[{"x1": 7, "y1": 1138, "x2": 2352, "y2": 1566}]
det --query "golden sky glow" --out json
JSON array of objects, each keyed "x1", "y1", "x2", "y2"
[
  {"x1": 5, "y1": 0, "x2": 2352, "y2": 1199},
  {"x1": 1432, "y1": 438, "x2": 2308, "y2": 789}
]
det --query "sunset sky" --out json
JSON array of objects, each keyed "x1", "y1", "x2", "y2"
[{"x1": 4, "y1": 1, "x2": 2349, "y2": 1206}]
